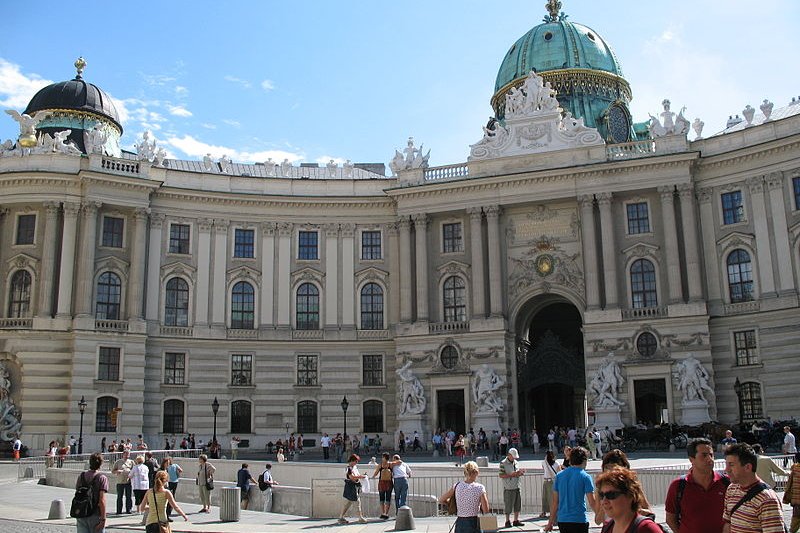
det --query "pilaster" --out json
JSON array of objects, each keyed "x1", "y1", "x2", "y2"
[
  {"x1": 127, "y1": 208, "x2": 149, "y2": 320},
  {"x1": 677, "y1": 184, "x2": 703, "y2": 301},
  {"x1": 341, "y1": 223, "x2": 355, "y2": 328},
  {"x1": 75, "y1": 201, "x2": 101, "y2": 317},
  {"x1": 211, "y1": 219, "x2": 229, "y2": 326},
  {"x1": 412, "y1": 213, "x2": 429, "y2": 322},
  {"x1": 766, "y1": 173, "x2": 794, "y2": 293},
  {"x1": 398, "y1": 217, "x2": 412, "y2": 322},
  {"x1": 259, "y1": 222, "x2": 276, "y2": 328},
  {"x1": 276, "y1": 222, "x2": 293, "y2": 327},
  {"x1": 485, "y1": 205, "x2": 503, "y2": 316},
  {"x1": 578, "y1": 195, "x2": 600, "y2": 309},
  {"x1": 56, "y1": 202, "x2": 81, "y2": 318},
  {"x1": 658, "y1": 185, "x2": 683, "y2": 304},
  {"x1": 696, "y1": 188, "x2": 721, "y2": 302},
  {"x1": 468, "y1": 207, "x2": 486, "y2": 318},
  {"x1": 36, "y1": 201, "x2": 60, "y2": 317},
  {"x1": 596, "y1": 193, "x2": 618, "y2": 308},
  {"x1": 746, "y1": 176, "x2": 776, "y2": 296},
  {"x1": 194, "y1": 218, "x2": 213, "y2": 326}
]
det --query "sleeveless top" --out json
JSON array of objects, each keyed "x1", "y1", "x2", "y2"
[{"x1": 145, "y1": 490, "x2": 169, "y2": 525}]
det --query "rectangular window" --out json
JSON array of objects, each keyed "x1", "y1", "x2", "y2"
[
  {"x1": 296, "y1": 354, "x2": 318, "y2": 386},
  {"x1": 98, "y1": 347, "x2": 121, "y2": 381},
  {"x1": 721, "y1": 191, "x2": 744, "y2": 225},
  {"x1": 234, "y1": 228, "x2": 255, "y2": 258},
  {"x1": 362, "y1": 354, "x2": 383, "y2": 386},
  {"x1": 734, "y1": 330, "x2": 758, "y2": 366},
  {"x1": 626, "y1": 202, "x2": 651, "y2": 234},
  {"x1": 231, "y1": 354, "x2": 252, "y2": 385},
  {"x1": 15, "y1": 214, "x2": 36, "y2": 245},
  {"x1": 361, "y1": 230, "x2": 382, "y2": 260},
  {"x1": 169, "y1": 224, "x2": 191, "y2": 254},
  {"x1": 794, "y1": 177, "x2": 800, "y2": 210},
  {"x1": 442, "y1": 222, "x2": 463, "y2": 253},
  {"x1": 102, "y1": 216, "x2": 125, "y2": 247},
  {"x1": 164, "y1": 352, "x2": 186, "y2": 384},
  {"x1": 298, "y1": 230, "x2": 318, "y2": 260}
]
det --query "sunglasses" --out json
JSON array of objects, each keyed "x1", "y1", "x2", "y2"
[{"x1": 598, "y1": 490, "x2": 625, "y2": 500}]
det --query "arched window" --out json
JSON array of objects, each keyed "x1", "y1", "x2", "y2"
[
  {"x1": 727, "y1": 249, "x2": 754, "y2": 303},
  {"x1": 363, "y1": 400, "x2": 384, "y2": 433},
  {"x1": 96, "y1": 272, "x2": 121, "y2": 320},
  {"x1": 630, "y1": 259, "x2": 657, "y2": 308},
  {"x1": 297, "y1": 400, "x2": 318, "y2": 433},
  {"x1": 738, "y1": 382, "x2": 763, "y2": 421},
  {"x1": 163, "y1": 399, "x2": 185, "y2": 434},
  {"x1": 360, "y1": 283, "x2": 384, "y2": 330},
  {"x1": 96, "y1": 396, "x2": 118, "y2": 432},
  {"x1": 440, "y1": 346, "x2": 459, "y2": 369},
  {"x1": 231, "y1": 281, "x2": 254, "y2": 329},
  {"x1": 443, "y1": 276, "x2": 466, "y2": 322},
  {"x1": 231, "y1": 400, "x2": 252, "y2": 434},
  {"x1": 164, "y1": 277, "x2": 189, "y2": 326},
  {"x1": 296, "y1": 283, "x2": 319, "y2": 330},
  {"x1": 8, "y1": 270, "x2": 31, "y2": 318}
]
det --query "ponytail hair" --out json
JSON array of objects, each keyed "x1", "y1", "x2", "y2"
[{"x1": 154, "y1": 469, "x2": 168, "y2": 491}]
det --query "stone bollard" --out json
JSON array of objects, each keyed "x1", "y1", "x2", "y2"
[
  {"x1": 395, "y1": 505, "x2": 415, "y2": 530},
  {"x1": 23, "y1": 466, "x2": 34, "y2": 478},
  {"x1": 476, "y1": 456, "x2": 489, "y2": 467},
  {"x1": 219, "y1": 487, "x2": 241, "y2": 522},
  {"x1": 48, "y1": 499, "x2": 66, "y2": 519}
]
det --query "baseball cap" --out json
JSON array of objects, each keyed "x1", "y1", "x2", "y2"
[{"x1": 508, "y1": 448, "x2": 519, "y2": 459}]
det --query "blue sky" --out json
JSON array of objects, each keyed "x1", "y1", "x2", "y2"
[{"x1": 1, "y1": 0, "x2": 798, "y2": 170}]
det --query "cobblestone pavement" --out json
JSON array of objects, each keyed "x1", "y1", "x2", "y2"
[{"x1": 0, "y1": 518, "x2": 75, "y2": 532}]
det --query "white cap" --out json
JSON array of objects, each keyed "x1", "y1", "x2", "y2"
[{"x1": 508, "y1": 448, "x2": 519, "y2": 459}]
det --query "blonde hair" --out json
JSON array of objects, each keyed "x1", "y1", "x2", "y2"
[
  {"x1": 154, "y1": 469, "x2": 168, "y2": 491},
  {"x1": 463, "y1": 460, "x2": 480, "y2": 479},
  {"x1": 135, "y1": 455, "x2": 145, "y2": 464}
]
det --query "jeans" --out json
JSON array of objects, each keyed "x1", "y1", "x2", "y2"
[
  {"x1": 557, "y1": 522, "x2": 589, "y2": 533},
  {"x1": 454, "y1": 516, "x2": 480, "y2": 533},
  {"x1": 323, "y1": 446, "x2": 330, "y2": 460},
  {"x1": 116, "y1": 482, "x2": 132, "y2": 513},
  {"x1": 76, "y1": 513, "x2": 105, "y2": 533},
  {"x1": 262, "y1": 487, "x2": 273, "y2": 512},
  {"x1": 167, "y1": 482, "x2": 178, "y2": 516},
  {"x1": 393, "y1": 477, "x2": 409, "y2": 509}
]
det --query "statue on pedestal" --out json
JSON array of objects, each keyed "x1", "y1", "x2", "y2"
[
  {"x1": 396, "y1": 361, "x2": 426, "y2": 416},
  {"x1": 0, "y1": 362, "x2": 21, "y2": 442},
  {"x1": 589, "y1": 352, "x2": 625, "y2": 407},
  {"x1": 675, "y1": 354, "x2": 712, "y2": 403},
  {"x1": 473, "y1": 364, "x2": 505, "y2": 413}
]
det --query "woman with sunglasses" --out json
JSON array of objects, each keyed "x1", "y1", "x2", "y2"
[
  {"x1": 595, "y1": 467, "x2": 662, "y2": 533},
  {"x1": 594, "y1": 450, "x2": 654, "y2": 525}
]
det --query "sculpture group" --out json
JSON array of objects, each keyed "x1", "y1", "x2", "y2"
[
  {"x1": 0, "y1": 361, "x2": 21, "y2": 443},
  {"x1": 390, "y1": 137, "x2": 430, "y2": 174}
]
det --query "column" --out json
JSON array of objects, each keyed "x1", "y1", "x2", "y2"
[
  {"x1": 324, "y1": 223, "x2": 339, "y2": 328},
  {"x1": 276, "y1": 222, "x2": 292, "y2": 326},
  {"x1": 658, "y1": 185, "x2": 683, "y2": 304},
  {"x1": 386, "y1": 222, "x2": 400, "y2": 325},
  {"x1": 412, "y1": 213, "x2": 429, "y2": 322},
  {"x1": 398, "y1": 217, "x2": 412, "y2": 322},
  {"x1": 578, "y1": 195, "x2": 600, "y2": 309},
  {"x1": 746, "y1": 177, "x2": 776, "y2": 296},
  {"x1": 696, "y1": 188, "x2": 721, "y2": 302},
  {"x1": 677, "y1": 184, "x2": 704, "y2": 301},
  {"x1": 596, "y1": 193, "x2": 618, "y2": 308},
  {"x1": 127, "y1": 208, "x2": 149, "y2": 319},
  {"x1": 211, "y1": 219, "x2": 229, "y2": 326},
  {"x1": 36, "y1": 201, "x2": 61, "y2": 317},
  {"x1": 766, "y1": 173, "x2": 795, "y2": 293},
  {"x1": 485, "y1": 205, "x2": 503, "y2": 316},
  {"x1": 259, "y1": 222, "x2": 276, "y2": 327},
  {"x1": 56, "y1": 202, "x2": 80, "y2": 318},
  {"x1": 468, "y1": 207, "x2": 486, "y2": 318},
  {"x1": 194, "y1": 218, "x2": 213, "y2": 326},
  {"x1": 75, "y1": 201, "x2": 101, "y2": 317},
  {"x1": 341, "y1": 223, "x2": 355, "y2": 328},
  {"x1": 144, "y1": 213, "x2": 165, "y2": 322}
]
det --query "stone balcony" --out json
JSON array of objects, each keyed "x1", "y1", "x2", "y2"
[
  {"x1": 0, "y1": 317, "x2": 32, "y2": 329},
  {"x1": 429, "y1": 321, "x2": 470, "y2": 334},
  {"x1": 621, "y1": 306, "x2": 669, "y2": 321},
  {"x1": 95, "y1": 319, "x2": 129, "y2": 332}
]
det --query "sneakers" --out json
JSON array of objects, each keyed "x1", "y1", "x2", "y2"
[
  {"x1": 513, "y1": 520, "x2": 525, "y2": 526},
  {"x1": 505, "y1": 521, "x2": 513, "y2": 529},
  {"x1": 337, "y1": 517, "x2": 349, "y2": 524}
]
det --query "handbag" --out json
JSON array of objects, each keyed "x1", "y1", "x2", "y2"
[
  {"x1": 343, "y1": 479, "x2": 359, "y2": 501},
  {"x1": 479, "y1": 513, "x2": 498, "y2": 532},
  {"x1": 203, "y1": 464, "x2": 214, "y2": 490},
  {"x1": 150, "y1": 489, "x2": 172, "y2": 533},
  {"x1": 446, "y1": 482, "x2": 458, "y2": 515}
]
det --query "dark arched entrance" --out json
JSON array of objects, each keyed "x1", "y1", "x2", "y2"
[{"x1": 517, "y1": 302, "x2": 585, "y2": 436}]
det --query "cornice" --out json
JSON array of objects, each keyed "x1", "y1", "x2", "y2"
[
  {"x1": 154, "y1": 188, "x2": 395, "y2": 210},
  {"x1": 696, "y1": 136, "x2": 800, "y2": 172},
  {"x1": 79, "y1": 172, "x2": 162, "y2": 193}
]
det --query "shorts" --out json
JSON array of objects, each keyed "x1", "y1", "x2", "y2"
[
  {"x1": 503, "y1": 488, "x2": 521, "y2": 513},
  {"x1": 240, "y1": 487, "x2": 250, "y2": 501},
  {"x1": 378, "y1": 479, "x2": 393, "y2": 503}
]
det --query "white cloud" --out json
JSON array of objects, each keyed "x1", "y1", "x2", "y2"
[
  {"x1": 224, "y1": 75, "x2": 252, "y2": 89},
  {"x1": 261, "y1": 79, "x2": 275, "y2": 91},
  {"x1": 174, "y1": 85, "x2": 188, "y2": 96},
  {"x1": 201, "y1": 123, "x2": 217, "y2": 129},
  {"x1": 0, "y1": 58, "x2": 52, "y2": 109},
  {"x1": 222, "y1": 118, "x2": 241, "y2": 128},
  {"x1": 164, "y1": 134, "x2": 303, "y2": 163},
  {"x1": 141, "y1": 73, "x2": 177, "y2": 86},
  {"x1": 167, "y1": 104, "x2": 192, "y2": 117},
  {"x1": 315, "y1": 156, "x2": 345, "y2": 165}
]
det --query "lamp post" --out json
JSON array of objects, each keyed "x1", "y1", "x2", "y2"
[
  {"x1": 77, "y1": 396, "x2": 87, "y2": 455},
  {"x1": 341, "y1": 396, "x2": 349, "y2": 452},
  {"x1": 211, "y1": 397, "x2": 220, "y2": 446},
  {"x1": 733, "y1": 378, "x2": 743, "y2": 425}
]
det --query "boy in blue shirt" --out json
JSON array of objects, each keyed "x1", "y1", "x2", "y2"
[{"x1": 544, "y1": 446, "x2": 597, "y2": 533}]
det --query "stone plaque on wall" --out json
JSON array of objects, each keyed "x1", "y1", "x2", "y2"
[{"x1": 507, "y1": 206, "x2": 578, "y2": 245}]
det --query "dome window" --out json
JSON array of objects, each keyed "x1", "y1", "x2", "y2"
[
  {"x1": 587, "y1": 32, "x2": 596, "y2": 41},
  {"x1": 544, "y1": 32, "x2": 553, "y2": 41}
]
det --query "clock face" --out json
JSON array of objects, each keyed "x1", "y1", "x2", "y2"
[
  {"x1": 536, "y1": 254, "x2": 554, "y2": 276},
  {"x1": 608, "y1": 104, "x2": 631, "y2": 144}
]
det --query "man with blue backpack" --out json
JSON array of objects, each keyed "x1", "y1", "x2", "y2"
[{"x1": 71, "y1": 452, "x2": 109, "y2": 533}]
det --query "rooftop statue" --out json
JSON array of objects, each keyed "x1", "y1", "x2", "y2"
[
  {"x1": 281, "y1": 158, "x2": 292, "y2": 177},
  {"x1": 5, "y1": 109, "x2": 50, "y2": 148},
  {"x1": 390, "y1": 137, "x2": 430, "y2": 175},
  {"x1": 760, "y1": 99, "x2": 774, "y2": 121},
  {"x1": 343, "y1": 159, "x2": 354, "y2": 178},
  {"x1": 692, "y1": 118, "x2": 704, "y2": 140},
  {"x1": 135, "y1": 131, "x2": 157, "y2": 161},
  {"x1": 84, "y1": 123, "x2": 108, "y2": 155},
  {"x1": 326, "y1": 159, "x2": 338, "y2": 178},
  {"x1": 218, "y1": 154, "x2": 231, "y2": 173},
  {"x1": 648, "y1": 99, "x2": 690, "y2": 138},
  {"x1": 203, "y1": 153, "x2": 215, "y2": 172},
  {"x1": 52, "y1": 130, "x2": 82, "y2": 155}
]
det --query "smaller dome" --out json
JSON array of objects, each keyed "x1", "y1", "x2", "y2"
[{"x1": 24, "y1": 77, "x2": 122, "y2": 132}]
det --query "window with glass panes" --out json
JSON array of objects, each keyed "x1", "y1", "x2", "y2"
[
  {"x1": 231, "y1": 354, "x2": 252, "y2": 385},
  {"x1": 234, "y1": 228, "x2": 255, "y2": 258},
  {"x1": 96, "y1": 272, "x2": 122, "y2": 320},
  {"x1": 298, "y1": 231, "x2": 318, "y2": 260},
  {"x1": 442, "y1": 222, "x2": 463, "y2": 253},
  {"x1": 163, "y1": 399, "x2": 184, "y2": 434},
  {"x1": 15, "y1": 214, "x2": 36, "y2": 245},
  {"x1": 794, "y1": 177, "x2": 800, "y2": 210},
  {"x1": 98, "y1": 347, "x2": 120, "y2": 381},
  {"x1": 363, "y1": 400, "x2": 384, "y2": 433},
  {"x1": 7, "y1": 270, "x2": 31, "y2": 318},
  {"x1": 443, "y1": 276, "x2": 466, "y2": 322},
  {"x1": 440, "y1": 346, "x2": 459, "y2": 369},
  {"x1": 739, "y1": 382, "x2": 763, "y2": 421},
  {"x1": 165, "y1": 277, "x2": 189, "y2": 326},
  {"x1": 231, "y1": 400, "x2": 252, "y2": 433},
  {"x1": 231, "y1": 281, "x2": 255, "y2": 329},
  {"x1": 164, "y1": 352, "x2": 186, "y2": 384},
  {"x1": 630, "y1": 259, "x2": 657, "y2": 308},
  {"x1": 721, "y1": 191, "x2": 744, "y2": 224},
  {"x1": 296, "y1": 283, "x2": 319, "y2": 329},
  {"x1": 96, "y1": 396, "x2": 118, "y2": 432},
  {"x1": 626, "y1": 202, "x2": 651, "y2": 234},
  {"x1": 360, "y1": 283, "x2": 383, "y2": 330},
  {"x1": 102, "y1": 216, "x2": 124, "y2": 247},
  {"x1": 362, "y1": 354, "x2": 383, "y2": 386},
  {"x1": 727, "y1": 249, "x2": 753, "y2": 302},
  {"x1": 297, "y1": 400, "x2": 318, "y2": 433},
  {"x1": 734, "y1": 330, "x2": 758, "y2": 366},
  {"x1": 361, "y1": 230, "x2": 381, "y2": 260},
  {"x1": 169, "y1": 224, "x2": 191, "y2": 254},
  {"x1": 297, "y1": 354, "x2": 318, "y2": 386}
]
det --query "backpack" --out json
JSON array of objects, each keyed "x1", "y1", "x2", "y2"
[
  {"x1": 70, "y1": 472, "x2": 96, "y2": 519},
  {"x1": 674, "y1": 473, "x2": 731, "y2": 524},
  {"x1": 258, "y1": 470, "x2": 272, "y2": 491},
  {"x1": 601, "y1": 515, "x2": 667, "y2": 533}
]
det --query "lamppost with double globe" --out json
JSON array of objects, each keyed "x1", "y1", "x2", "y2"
[
  {"x1": 78, "y1": 396, "x2": 87, "y2": 455},
  {"x1": 211, "y1": 397, "x2": 220, "y2": 446},
  {"x1": 341, "y1": 396, "x2": 349, "y2": 455}
]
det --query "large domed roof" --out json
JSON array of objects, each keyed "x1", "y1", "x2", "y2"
[{"x1": 24, "y1": 73, "x2": 122, "y2": 132}]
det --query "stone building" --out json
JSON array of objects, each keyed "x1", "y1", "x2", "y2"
[{"x1": 1, "y1": 3, "x2": 798, "y2": 452}]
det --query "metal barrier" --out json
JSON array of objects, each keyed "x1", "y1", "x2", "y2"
[{"x1": 18, "y1": 448, "x2": 202, "y2": 481}]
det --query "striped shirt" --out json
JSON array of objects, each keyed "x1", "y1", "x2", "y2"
[{"x1": 722, "y1": 481, "x2": 785, "y2": 533}]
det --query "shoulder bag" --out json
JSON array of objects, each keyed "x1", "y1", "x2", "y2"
[
  {"x1": 150, "y1": 489, "x2": 171, "y2": 533},
  {"x1": 204, "y1": 464, "x2": 214, "y2": 490},
  {"x1": 445, "y1": 482, "x2": 458, "y2": 515}
]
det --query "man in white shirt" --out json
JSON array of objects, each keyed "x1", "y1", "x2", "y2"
[
  {"x1": 12, "y1": 434, "x2": 22, "y2": 461},
  {"x1": 260, "y1": 463, "x2": 279, "y2": 512},
  {"x1": 231, "y1": 436, "x2": 239, "y2": 460},
  {"x1": 784, "y1": 426, "x2": 797, "y2": 454},
  {"x1": 320, "y1": 434, "x2": 331, "y2": 461},
  {"x1": 391, "y1": 454, "x2": 412, "y2": 511}
]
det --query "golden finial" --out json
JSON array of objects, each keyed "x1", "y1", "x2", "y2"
[
  {"x1": 74, "y1": 57, "x2": 86, "y2": 79},
  {"x1": 545, "y1": 0, "x2": 562, "y2": 21}
]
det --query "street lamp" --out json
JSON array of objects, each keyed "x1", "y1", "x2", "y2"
[
  {"x1": 211, "y1": 397, "x2": 220, "y2": 446},
  {"x1": 78, "y1": 396, "x2": 87, "y2": 455},
  {"x1": 733, "y1": 378, "x2": 743, "y2": 425},
  {"x1": 341, "y1": 396, "x2": 349, "y2": 451}
]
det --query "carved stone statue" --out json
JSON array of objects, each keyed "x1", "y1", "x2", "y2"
[
  {"x1": 760, "y1": 99, "x2": 774, "y2": 121},
  {"x1": 53, "y1": 130, "x2": 82, "y2": 155},
  {"x1": 153, "y1": 147, "x2": 167, "y2": 167},
  {"x1": 473, "y1": 364, "x2": 506, "y2": 413},
  {"x1": 203, "y1": 153, "x2": 215, "y2": 172},
  {"x1": 396, "y1": 361, "x2": 426, "y2": 416},
  {"x1": 135, "y1": 131, "x2": 157, "y2": 161},
  {"x1": 5, "y1": 109, "x2": 49, "y2": 147},
  {"x1": 648, "y1": 99, "x2": 692, "y2": 138},
  {"x1": 0, "y1": 361, "x2": 21, "y2": 442},
  {"x1": 218, "y1": 154, "x2": 231, "y2": 173},
  {"x1": 326, "y1": 159, "x2": 337, "y2": 178},
  {"x1": 742, "y1": 105, "x2": 755, "y2": 126},
  {"x1": 280, "y1": 158, "x2": 292, "y2": 177},
  {"x1": 589, "y1": 352, "x2": 625, "y2": 407},
  {"x1": 343, "y1": 159, "x2": 354, "y2": 178},
  {"x1": 391, "y1": 137, "x2": 430, "y2": 174},
  {"x1": 692, "y1": 118, "x2": 704, "y2": 140},
  {"x1": 84, "y1": 123, "x2": 108, "y2": 155},
  {"x1": 675, "y1": 354, "x2": 713, "y2": 403}
]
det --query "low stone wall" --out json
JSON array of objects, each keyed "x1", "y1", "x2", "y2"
[{"x1": 311, "y1": 479, "x2": 438, "y2": 518}]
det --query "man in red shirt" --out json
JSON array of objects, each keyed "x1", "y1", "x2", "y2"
[{"x1": 665, "y1": 438, "x2": 728, "y2": 533}]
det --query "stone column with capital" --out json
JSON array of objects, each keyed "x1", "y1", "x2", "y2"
[
  {"x1": 596, "y1": 193, "x2": 618, "y2": 308},
  {"x1": 341, "y1": 223, "x2": 355, "y2": 328},
  {"x1": 276, "y1": 222, "x2": 293, "y2": 326},
  {"x1": 386, "y1": 222, "x2": 401, "y2": 325},
  {"x1": 412, "y1": 213, "x2": 429, "y2": 322},
  {"x1": 144, "y1": 213, "x2": 165, "y2": 322},
  {"x1": 677, "y1": 184, "x2": 704, "y2": 301},
  {"x1": 485, "y1": 205, "x2": 503, "y2": 316},
  {"x1": 259, "y1": 222, "x2": 276, "y2": 328},
  {"x1": 127, "y1": 208, "x2": 149, "y2": 320},
  {"x1": 211, "y1": 219, "x2": 229, "y2": 326},
  {"x1": 56, "y1": 202, "x2": 81, "y2": 318},
  {"x1": 746, "y1": 177, "x2": 776, "y2": 296},
  {"x1": 75, "y1": 201, "x2": 101, "y2": 317},
  {"x1": 194, "y1": 218, "x2": 213, "y2": 326},
  {"x1": 398, "y1": 217, "x2": 413, "y2": 322},
  {"x1": 579, "y1": 195, "x2": 600, "y2": 309},
  {"x1": 766, "y1": 173, "x2": 795, "y2": 293},
  {"x1": 468, "y1": 207, "x2": 486, "y2": 318},
  {"x1": 36, "y1": 201, "x2": 61, "y2": 317},
  {"x1": 658, "y1": 185, "x2": 683, "y2": 304},
  {"x1": 696, "y1": 188, "x2": 721, "y2": 302},
  {"x1": 324, "y1": 223, "x2": 339, "y2": 328}
]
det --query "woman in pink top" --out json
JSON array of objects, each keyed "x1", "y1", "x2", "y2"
[{"x1": 439, "y1": 461, "x2": 489, "y2": 533}]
